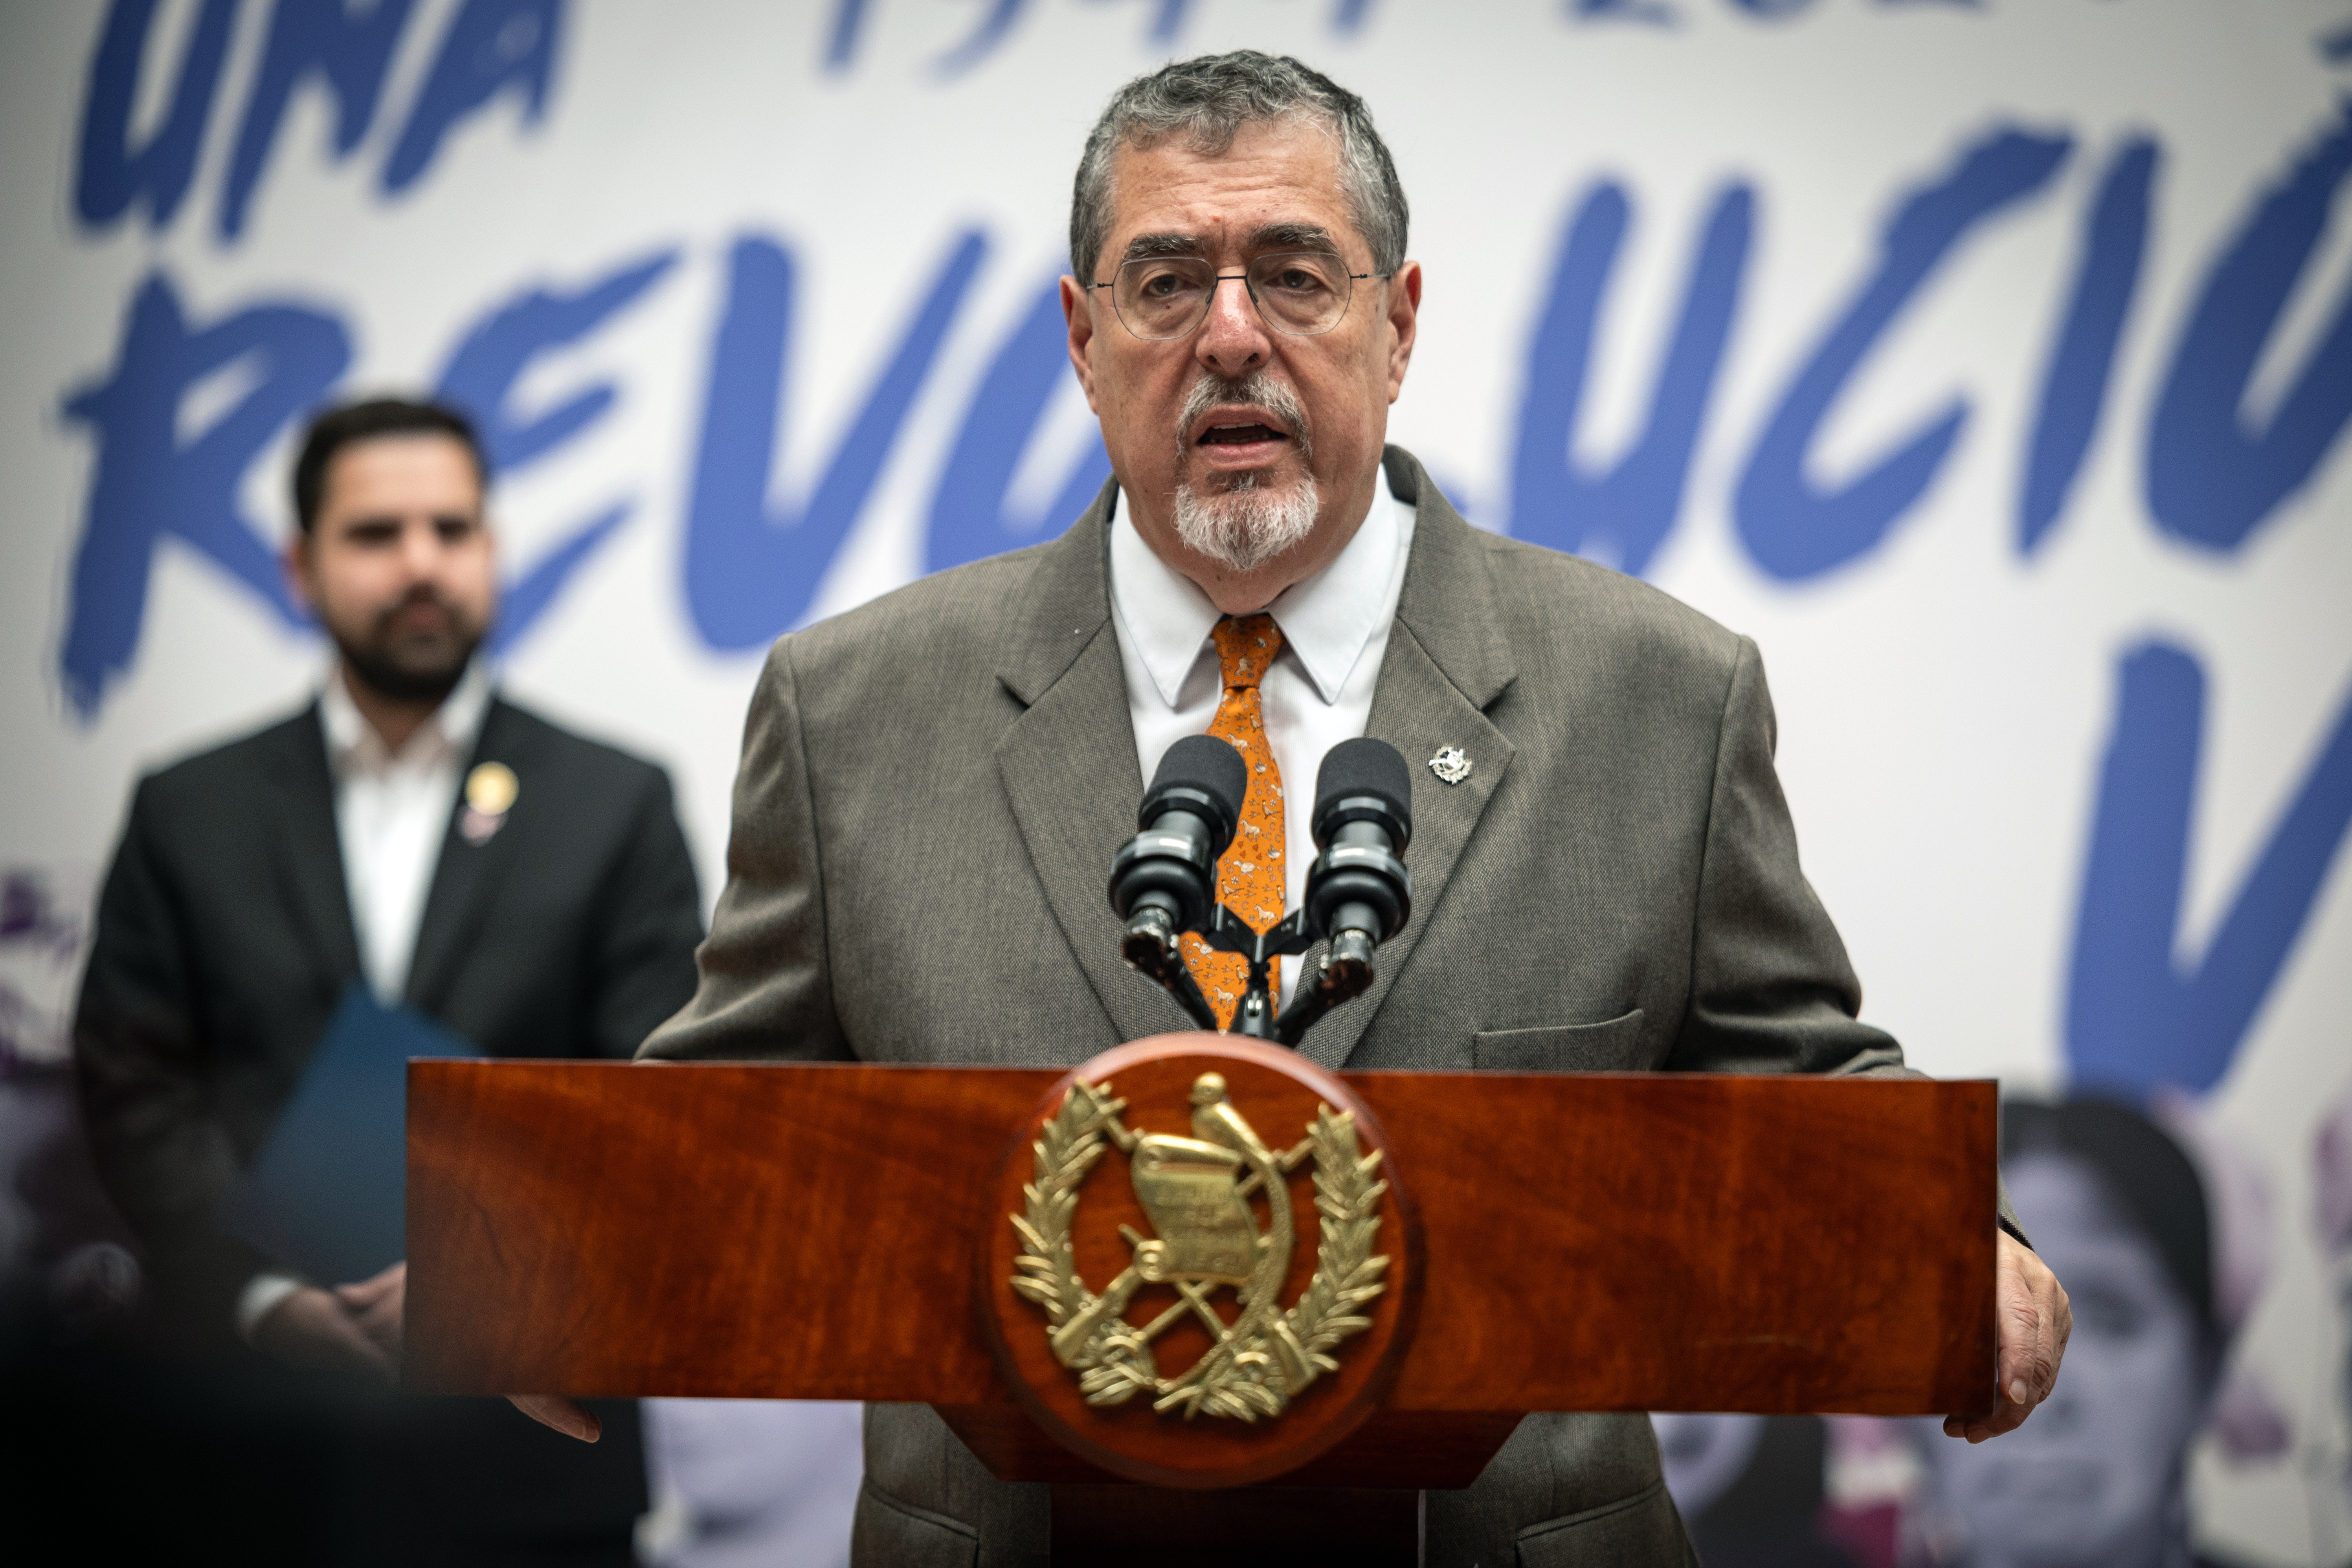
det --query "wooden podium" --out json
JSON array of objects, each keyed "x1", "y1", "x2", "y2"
[{"x1": 405, "y1": 1034, "x2": 1994, "y2": 1562}]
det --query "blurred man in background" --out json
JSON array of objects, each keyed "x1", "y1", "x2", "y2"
[{"x1": 68, "y1": 398, "x2": 703, "y2": 1564}]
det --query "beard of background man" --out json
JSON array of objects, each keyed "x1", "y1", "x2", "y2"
[
  {"x1": 1171, "y1": 367, "x2": 1320, "y2": 575},
  {"x1": 332, "y1": 581, "x2": 483, "y2": 706}
]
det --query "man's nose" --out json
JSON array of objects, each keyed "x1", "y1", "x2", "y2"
[
  {"x1": 397, "y1": 518, "x2": 446, "y2": 578},
  {"x1": 1195, "y1": 275, "x2": 1270, "y2": 377}
]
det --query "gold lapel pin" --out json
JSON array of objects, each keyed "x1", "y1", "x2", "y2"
[{"x1": 461, "y1": 761, "x2": 519, "y2": 845}]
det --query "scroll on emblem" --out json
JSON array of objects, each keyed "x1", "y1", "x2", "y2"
[{"x1": 1008, "y1": 1071, "x2": 1390, "y2": 1422}]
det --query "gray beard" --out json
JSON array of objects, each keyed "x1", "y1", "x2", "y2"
[
  {"x1": 1170, "y1": 369, "x2": 1318, "y2": 574},
  {"x1": 1173, "y1": 470, "x2": 1321, "y2": 574}
]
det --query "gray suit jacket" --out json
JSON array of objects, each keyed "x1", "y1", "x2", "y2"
[{"x1": 645, "y1": 448, "x2": 1952, "y2": 1566}]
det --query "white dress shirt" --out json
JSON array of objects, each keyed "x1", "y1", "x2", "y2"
[
  {"x1": 233, "y1": 660, "x2": 491, "y2": 1338},
  {"x1": 1107, "y1": 465, "x2": 1417, "y2": 1001},
  {"x1": 317, "y1": 659, "x2": 492, "y2": 1006}
]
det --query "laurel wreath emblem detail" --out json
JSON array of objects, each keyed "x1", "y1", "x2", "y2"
[{"x1": 1008, "y1": 1076, "x2": 1389, "y2": 1422}]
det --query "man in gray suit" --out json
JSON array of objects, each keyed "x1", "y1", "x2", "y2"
[{"x1": 522, "y1": 50, "x2": 2070, "y2": 1566}]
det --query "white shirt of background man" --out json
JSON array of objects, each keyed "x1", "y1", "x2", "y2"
[
  {"x1": 232, "y1": 659, "x2": 492, "y2": 1340},
  {"x1": 318, "y1": 657, "x2": 492, "y2": 1005},
  {"x1": 1107, "y1": 463, "x2": 1418, "y2": 1004}
]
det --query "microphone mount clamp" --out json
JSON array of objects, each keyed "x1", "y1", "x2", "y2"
[{"x1": 1118, "y1": 900, "x2": 1377, "y2": 1048}]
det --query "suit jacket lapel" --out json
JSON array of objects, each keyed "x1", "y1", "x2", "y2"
[
  {"x1": 405, "y1": 700, "x2": 533, "y2": 1014},
  {"x1": 992, "y1": 483, "x2": 1188, "y2": 1043},
  {"x1": 264, "y1": 705, "x2": 363, "y2": 993},
  {"x1": 1299, "y1": 450, "x2": 1519, "y2": 1070}
]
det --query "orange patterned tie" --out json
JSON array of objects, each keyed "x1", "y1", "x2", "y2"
[{"x1": 1182, "y1": 614, "x2": 1287, "y2": 1028}]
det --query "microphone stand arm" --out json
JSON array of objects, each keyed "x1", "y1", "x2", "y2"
[
  {"x1": 1116, "y1": 868, "x2": 1390, "y2": 1048},
  {"x1": 1118, "y1": 905, "x2": 1220, "y2": 1033},
  {"x1": 1264, "y1": 926, "x2": 1377, "y2": 1047},
  {"x1": 1192, "y1": 907, "x2": 1376, "y2": 1048}
]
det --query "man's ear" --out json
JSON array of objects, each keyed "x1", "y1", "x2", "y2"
[
  {"x1": 1384, "y1": 261, "x2": 1423, "y2": 405},
  {"x1": 283, "y1": 531, "x2": 319, "y2": 620},
  {"x1": 475, "y1": 512, "x2": 504, "y2": 623},
  {"x1": 1062, "y1": 275, "x2": 1100, "y2": 414}
]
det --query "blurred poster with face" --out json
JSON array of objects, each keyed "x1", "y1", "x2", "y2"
[
  {"x1": 1915, "y1": 1104, "x2": 2219, "y2": 1568},
  {"x1": 1657, "y1": 1412, "x2": 1862, "y2": 1567},
  {"x1": 1658, "y1": 1098, "x2": 2319, "y2": 1568}
]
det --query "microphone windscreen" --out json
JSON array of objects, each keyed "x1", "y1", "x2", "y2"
[
  {"x1": 1143, "y1": 733, "x2": 1250, "y2": 837},
  {"x1": 1312, "y1": 737, "x2": 1413, "y2": 846}
]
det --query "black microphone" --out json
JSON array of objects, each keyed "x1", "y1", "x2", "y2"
[
  {"x1": 1108, "y1": 735, "x2": 1248, "y2": 998},
  {"x1": 1304, "y1": 738, "x2": 1414, "y2": 981}
]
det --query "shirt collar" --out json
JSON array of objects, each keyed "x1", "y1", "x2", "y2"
[
  {"x1": 1108, "y1": 462, "x2": 1406, "y2": 709},
  {"x1": 319, "y1": 658, "x2": 493, "y2": 773}
]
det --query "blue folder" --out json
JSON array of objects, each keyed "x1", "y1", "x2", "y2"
[{"x1": 219, "y1": 983, "x2": 482, "y2": 1286}]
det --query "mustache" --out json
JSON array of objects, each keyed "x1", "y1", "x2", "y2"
[
  {"x1": 372, "y1": 583, "x2": 460, "y2": 635},
  {"x1": 1176, "y1": 370, "x2": 1311, "y2": 457}
]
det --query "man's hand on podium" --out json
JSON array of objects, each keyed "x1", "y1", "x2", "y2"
[
  {"x1": 253, "y1": 1261, "x2": 406, "y2": 1380},
  {"x1": 509, "y1": 1395, "x2": 602, "y2": 1442},
  {"x1": 1944, "y1": 1230, "x2": 2071, "y2": 1443},
  {"x1": 244, "y1": 1260, "x2": 603, "y2": 1443}
]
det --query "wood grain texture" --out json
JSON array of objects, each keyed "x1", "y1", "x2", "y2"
[
  {"x1": 407, "y1": 1048, "x2": 1995, "y2": 1437},
  {"x1": 405, "y1": 1057, "x2": 1057, "y2": 1399},
  {"x1": 1353, "y1": 1069, "x2": 1999, "y2": 1417}
]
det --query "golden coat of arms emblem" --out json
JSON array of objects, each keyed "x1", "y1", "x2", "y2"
[{"x1": 1008, "y1": 1070, "x2": 1390, "y2": 1422}]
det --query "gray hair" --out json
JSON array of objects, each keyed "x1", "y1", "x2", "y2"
[{"x1": 1069, "y1": 51, "x2": 1410, "y2": 282}]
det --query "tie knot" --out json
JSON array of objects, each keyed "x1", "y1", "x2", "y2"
[{"x1": 1212, "y1": 615, "x2": 1283, "y2": 691}]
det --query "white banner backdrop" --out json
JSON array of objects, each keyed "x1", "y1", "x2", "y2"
[{"x1": 3, "y1": 2, "x2": 2349, "y2": 1561}]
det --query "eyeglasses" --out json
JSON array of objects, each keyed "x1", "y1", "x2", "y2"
[{"x1": 1090, "y1": 252, "x2": 1377, "y2": 340}]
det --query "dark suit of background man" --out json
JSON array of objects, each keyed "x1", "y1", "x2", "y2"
[
  {"x1": 72, "y1": 399, "x2": 703, "y2": 1565},
  {"x1": 510, "y1": 53, "x2": 2074, "y2": 1568}
]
